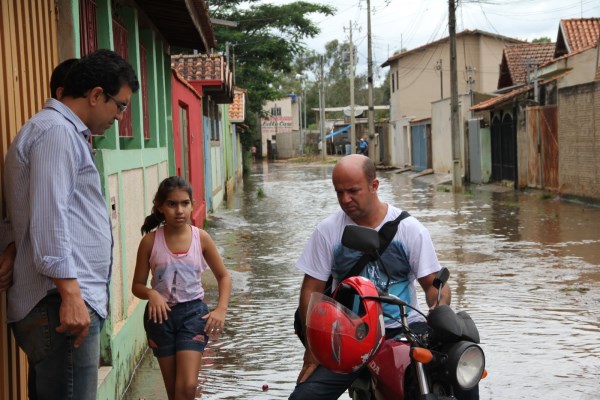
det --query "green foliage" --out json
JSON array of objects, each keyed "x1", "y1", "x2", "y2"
[
  {"x1": 208, "y1": 0, "x2": 335, "y2": 115},
  {"x1": 257, "y1": 187, "x2": 266, "y2": 199},
  {"x1": 532, "y1": 37, "x2": 552, "y2": 43},
  {"x1": 205, "y1": 1, "x2": 389, "y2": 151},
  {"x1": 275, "y1": 40, "x2": 390, "y2": 127}
]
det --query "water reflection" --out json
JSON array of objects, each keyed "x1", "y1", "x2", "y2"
[{"x1": 198, "y1": 162, "x2": 600, "y2": 399}]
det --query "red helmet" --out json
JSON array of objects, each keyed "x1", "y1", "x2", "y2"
[{"x1": 306, "y1": 276, "x2": 385, "y2": 373}]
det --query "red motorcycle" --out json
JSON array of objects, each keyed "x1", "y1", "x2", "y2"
[{"x1": 306, "y1": 224, "x2": 487, "y2": 400}]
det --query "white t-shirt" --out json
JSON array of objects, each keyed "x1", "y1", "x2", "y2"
[{"x1": 296, "y1": 205, "x2": 441, "y2": 326}]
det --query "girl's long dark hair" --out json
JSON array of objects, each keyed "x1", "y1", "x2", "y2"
[{"x1": 140, "y1": 176, "x2": 194, "y2": 235}]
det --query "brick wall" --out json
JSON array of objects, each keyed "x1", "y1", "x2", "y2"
[{"x1": 558, "y1": 81, "x2": 600, "y2": 201}]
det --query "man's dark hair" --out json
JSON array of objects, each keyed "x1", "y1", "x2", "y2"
[
  {"x1": 50, "y1": 58, "x2": 78, "y2": 99},
  {"x1": 61, "y1": 49, "x2": 139, "y2": 99}
]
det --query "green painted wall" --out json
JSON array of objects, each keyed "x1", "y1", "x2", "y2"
[{"x1": 64, "y1": 1, "x2": 172, "y2": 398}]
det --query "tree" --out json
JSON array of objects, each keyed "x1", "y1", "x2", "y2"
[
  {"x1": 532, "y1": 36, "x2": 552, "y2": 43},
  {"x1": 277, "y1": 40, "x2": 389, "y2": 127},
  {"x1": 207, "y1": 0, "x2": 334, "y2": 115},
  {"x1": 204, "y1": 0, "x2": 334, "y2": 151}
]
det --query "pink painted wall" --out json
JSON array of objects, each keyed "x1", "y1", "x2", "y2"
[{"x1": 171, "y1": 70, "x2": 206, "y2": 227}]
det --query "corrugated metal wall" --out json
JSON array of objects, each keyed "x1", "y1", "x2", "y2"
[{"x1": 0, "y1": 0, "x2": 58, "y2": 398}]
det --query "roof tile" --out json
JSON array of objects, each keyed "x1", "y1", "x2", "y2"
[
  {"x1": 171, "y1": 53, "x2": 225, "y2": 82},
  {"x1": 228, "y1": 88, "x2": 247, "y2": 122},
  {"x1": 560, "y1": 18, "x2": 600, "y2": 53},
  {"x1": 501, "y1": 43, "x2": 556, "y2": 87}
]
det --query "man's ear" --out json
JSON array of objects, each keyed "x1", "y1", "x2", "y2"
[
  {"x1": 88, "y1": 86, "x2": 104, "y2": 106},
  {"x1": 371, "y1": 178, "x2": 379, "y2": 192}
]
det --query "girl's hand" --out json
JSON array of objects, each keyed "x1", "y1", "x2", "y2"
[
  {"x1": 147, "y1": 289, "x2": 171, "y2": 323},
  {"x1": 203, "y1": 307, "x2": 227, "y2": 338}
]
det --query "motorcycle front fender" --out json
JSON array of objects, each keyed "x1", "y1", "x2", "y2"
[{"x1": 367, "y1": 339, "x2": 412, "y2": 399}]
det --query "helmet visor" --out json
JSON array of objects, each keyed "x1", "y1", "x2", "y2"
[{"x1": 306, "y1": 292, "x2": 383, "y2": 373}]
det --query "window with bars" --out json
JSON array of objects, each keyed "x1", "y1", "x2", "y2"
[
  {"x1": 79, "y1": 0, "x2": 98, "y2": 56},
  {"x1": 140, "y1": 43, "x2": 150, "y2": 140},
  {"x1": 112, "y1": 18, "x2": 133, "y2": 137},
  {"x1": 204, "y1": 97, "x2": 220, "y2": 142}
]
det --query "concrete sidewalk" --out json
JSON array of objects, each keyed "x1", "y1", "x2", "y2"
[{"x1": 122, "y1": 349, "x2": 166, "y2": 400}]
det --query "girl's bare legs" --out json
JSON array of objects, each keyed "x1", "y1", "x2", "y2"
[
  {"x1": 174, "y1": 350, "x2": 203, "y2": 400},
  {"x1": 157, "y1": 356, "x2": 177, "y2": 400}
]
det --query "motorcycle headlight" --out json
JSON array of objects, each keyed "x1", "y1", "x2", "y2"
[{"x1": 446, "y1": 341, "x2": 485, "y2": 390}]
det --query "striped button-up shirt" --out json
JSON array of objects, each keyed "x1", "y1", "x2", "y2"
[{"x1": 3, "y1": 99, "x2": 112, "y2": 322}]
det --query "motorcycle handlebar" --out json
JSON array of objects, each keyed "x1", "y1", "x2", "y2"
[
  {"x1": 361, "y1": 295, "x2": 428, "y2": 320},
  {"x1": 361, "y1": 295, "x2": 408, "y2": 307}
]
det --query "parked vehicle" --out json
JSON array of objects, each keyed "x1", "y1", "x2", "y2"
[{"x1": 306, "y1": 224, "x2": 487, "y2": 400}]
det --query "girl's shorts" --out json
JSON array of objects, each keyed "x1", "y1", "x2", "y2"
[{"x1": 144, "y1": 298, "x2": 209, "y2": 357}]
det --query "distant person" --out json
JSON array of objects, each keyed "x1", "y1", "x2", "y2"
[
  {"x1": 251, "y1": 145, "x2": 257, "y2": 161},
  {"x1": 3, "y1": 49, "x2": 139, "y2": 400},
  {"x1": 132, "y1": 176, "x2": 232, "y2": 400},
  {"x1": 358, "y1": 137, "x2": 369, "y2": 156}
]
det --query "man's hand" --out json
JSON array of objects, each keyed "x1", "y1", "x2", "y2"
[
  {"x1": 0, "y1": 243, "x2": 16, "y2": 291},
  {"x1": 55, "y1": 292, "x2": 91, "y2": 348},
  {"x1": 296, "y1": 348, "x2": 320, "y2": 384},
  {"x1": 53, "y1": 279, "x2": 91, "y2": 348}
]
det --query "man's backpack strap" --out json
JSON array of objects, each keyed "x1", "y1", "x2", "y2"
[{"x1": 341, "y1": 210, "x2": 411, "y2": 280}]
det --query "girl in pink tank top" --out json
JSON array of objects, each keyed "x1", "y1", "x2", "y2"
[{"x1": 132, "y1": 176, "x2": 232, "y2": 400}]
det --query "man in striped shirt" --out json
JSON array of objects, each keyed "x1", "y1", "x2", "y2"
[{"x1": 2, "y1": 49, "x2": 139, "y2": 400}]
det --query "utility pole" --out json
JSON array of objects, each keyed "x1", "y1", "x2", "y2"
[
  {"x1": 449, "y1": 0, "x2": 462, "y2": 191},
  {"x1": 298, "y1": 91, "x2": 303, "y2": 154},
  {"x1": 303, "y1": 81, "x2": 307, "y2": 149},
  {"x1": 366, "y1": 0, "x2": 375, "y2": 148},
  {"x1": 319, "y1": 55, "x2": 326, "y2": 161},
  {"x1": 349, "y1": 20, "x2": 356, "y2": 155}
]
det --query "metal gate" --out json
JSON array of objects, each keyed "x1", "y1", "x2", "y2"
[
  {"x1": 491, "y1": 111, "x2": 517, "y2": 182},
  {"x1": 410, "y1": 123, "x2": 431, "y2": 172},
  {"x1": 527, "y1": 106, "x2": 558, "y2": 190}
]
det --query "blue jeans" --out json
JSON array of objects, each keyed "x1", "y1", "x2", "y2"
[
  {"x1": 11, "y1": 292, "x2": 104, "y2": 400},
  {"x1": 144, "y1": 298, "x2": 209, "y2": 357}
]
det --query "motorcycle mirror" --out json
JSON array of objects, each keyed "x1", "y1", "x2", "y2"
[
  {"x1": 433, "y1": 267, "x2": 450, "y2": 289},
  {"x1": 341, "y1": 225, "x2": 380, "y2": 255}
]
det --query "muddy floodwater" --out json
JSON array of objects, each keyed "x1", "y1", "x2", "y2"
[{"x1": 125, "y1": 161, "x2": 600, "y2": 400}]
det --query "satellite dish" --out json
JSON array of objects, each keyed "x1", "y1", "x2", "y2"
[{"x1": 343, "y1": 105, "x2": 365, "y2": 117}]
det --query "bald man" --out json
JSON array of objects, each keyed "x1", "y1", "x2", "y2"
[{"x1": 290, "y1": 154, "x2": 465, "y2": 400}]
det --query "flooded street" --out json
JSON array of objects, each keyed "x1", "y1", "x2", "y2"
[{"x1": 126, "y1": 161, "x2": 600, "y2": 400}]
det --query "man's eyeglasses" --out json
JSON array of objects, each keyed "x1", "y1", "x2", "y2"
[{"x1": 105, "y1": 92, "x2": 128, "y2": 113}]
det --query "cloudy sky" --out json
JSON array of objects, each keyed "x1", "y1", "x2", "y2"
[{"x1": 271, "y1": 0, "x2": 600, "y2": 79}]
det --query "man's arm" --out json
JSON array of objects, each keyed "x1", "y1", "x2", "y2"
[
  {"x1": 0, "y1": 219, "x2": 16, "y2": 292},
  {"x1": 296, "y1": 274, "x2": 326, "y2": 384},
  {"x1": 29, "y1": 127, "x2": 90, "y2": 346},
  {"x1": 418, "y1": 271, "x2": 451, "y2": 311},
  {"x1": 298, "y1": 274, "x2": 327, "y2": 332},
  {"x1": 0, "y1": 242, "x2": 16, "y2": 292}
]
